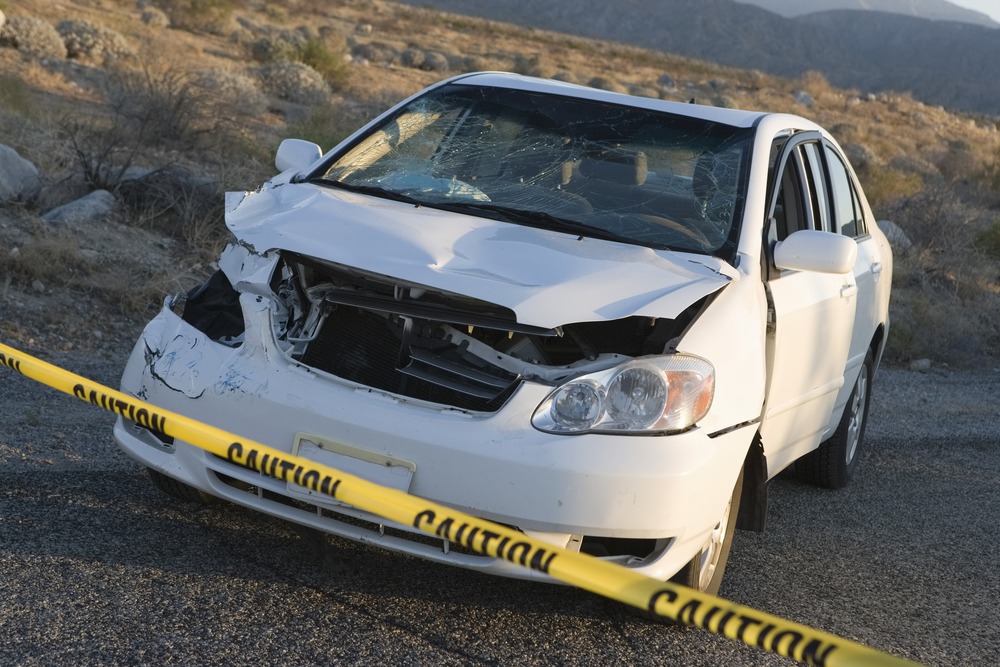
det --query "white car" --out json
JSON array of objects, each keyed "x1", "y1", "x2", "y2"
[{"x1": 114, "y1": 72, "x2": 892, "y2": 594}]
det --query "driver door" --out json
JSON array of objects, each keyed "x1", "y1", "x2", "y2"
[{"x1": 759, "y1": 135, "x2": 857, "y2": 476}]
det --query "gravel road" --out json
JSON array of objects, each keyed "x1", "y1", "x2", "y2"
[{"x1": 1, "y1": 349, "x2": 997, "y2": 666}]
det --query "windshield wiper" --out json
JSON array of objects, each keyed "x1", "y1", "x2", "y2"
[{"x1": 432, "y1": 202, "x2": 670, "y2": 250}]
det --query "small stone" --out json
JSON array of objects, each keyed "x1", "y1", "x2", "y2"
[
  {"x1": 31, "y1": 279, "x2": 45, "y2": 292},
  {"x1": 908, "y1": 358, "x2": 932, "y2": 372}
]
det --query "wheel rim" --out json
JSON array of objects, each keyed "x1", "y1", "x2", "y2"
[
  {"x1": 844, "y1": 369, "x2": 868, "y2": 465},
  {"x1": 697, "y1": 495, "x2": 733, "y2": 591}
]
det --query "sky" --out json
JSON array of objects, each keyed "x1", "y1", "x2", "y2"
[{"x1": 945, "y1": 0, "x2": 1000, "y2": 23}]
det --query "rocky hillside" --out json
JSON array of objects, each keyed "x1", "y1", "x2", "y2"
[
  {"x1": 1, "y1": 0, "x2": 999, "y2": 366},
  {"x1": 399, "y1": 0, "x2": 1000, "y2": 116},
  {"x1": 738, "y1": 0, "x2": 999, "y2": 27}
]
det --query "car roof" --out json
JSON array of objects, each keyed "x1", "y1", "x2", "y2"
[{"x1": 448, "y1": 71, "x2": 772, "y2": 129}]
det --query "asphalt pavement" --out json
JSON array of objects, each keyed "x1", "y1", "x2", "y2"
[{"x1": 1, "y1": 350, "x2": 997, "y2": 666}]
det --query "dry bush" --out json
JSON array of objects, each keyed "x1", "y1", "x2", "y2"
[
  {"x1": 0, "y1": 228, "x2": 99, "y2": 291},
  {"x1": 56, "y1": 19, "x2": 135, "y2": 64},
  {"x1": 254, "y1": 60, "x2": 331, "y2": 104},
  {"x1": 0, "y1": 16, "x2": 67, "y2": 58},
  {"x1": 152, "y1": 0, "x2": 234, "y2": 34},
  {"x1": 296, "y1": 38, "x2": 349, "y2": 88},
  {"x1": 0, "y1": 73, "x2": 33, "y2": 115}
]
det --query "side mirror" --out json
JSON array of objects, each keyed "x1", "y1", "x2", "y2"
[
  {"x1": 275, "y1": 138, "x2": 322, "y2": 173},
  {"x1": 773, "y1": 229, "x2": 857, "y2": 274}
]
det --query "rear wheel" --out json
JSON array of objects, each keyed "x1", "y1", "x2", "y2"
[
  {"x1": 796, "y1": 350, "x2": 873, "y2": 489},
  {"x1": 147, "y1": 468, "x2": 215, "y2": 504}
]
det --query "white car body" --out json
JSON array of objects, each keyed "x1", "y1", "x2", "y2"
[{"x1": 114, "y1": 73, "x2": 891, "y2": 589}]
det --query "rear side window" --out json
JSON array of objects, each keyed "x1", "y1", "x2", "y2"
[{"x1": 825, "y1": 146, "x2": 867, "y2": 237}]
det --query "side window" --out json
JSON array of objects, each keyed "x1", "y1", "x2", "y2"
[
  {"x1": 768, "y1": 146, "x2": 811, "y2": 245},
  {"x1": 801, "y1": 143, "x2": 830, "y2": 233},
  {"x1": 825, "y1": 145, "x2": 867, "y2": 237}
]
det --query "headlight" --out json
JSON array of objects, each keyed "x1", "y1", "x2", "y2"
[{"x1": 531, "y1": 355, "x2": 714, "y2": 434}]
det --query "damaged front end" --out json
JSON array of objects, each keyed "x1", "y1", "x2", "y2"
[{"x1": 180, "y1": 242, "x2": 708, "y2": 415}]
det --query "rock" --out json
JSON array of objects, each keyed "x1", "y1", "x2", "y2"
[
  {"x1": 41, "y1": 190, "x2": 118, "y2": 226},
  {"x1": 0, "y1": 144, "x2": 42, "y2": 203},
  {"x1": 31, "y1": 280, "x2": 45, "y2": 293},
  {"x1": 876, "y1": 219, "x2": 913, "y2": 253},
  {"x1": 657, "y1": 74, "x2": 677, "y2": 90},
  {"x1": 794, "y1": 90, "x2": 814, "y2": 108},
  {"x1": 140, "y1": 8, "x2": 170, "y2": 29},
  {"x1": 908, "y1": 358, "x2": 932, "y2": 372}
]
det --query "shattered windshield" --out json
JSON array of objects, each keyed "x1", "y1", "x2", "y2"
[{"x1": 314, "y1": 83, "x2": 753, "y2": 257}]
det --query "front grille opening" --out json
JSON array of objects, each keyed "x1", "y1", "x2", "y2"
[
  {"x1": 580, "y1": 536, "x2": 659, "y2": 559},
  {"x1": 299, "y1": 306, "x2": 520, "y2": 412}
]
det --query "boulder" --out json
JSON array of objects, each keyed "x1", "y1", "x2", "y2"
[
  {"x1": 877, "y1": 219, "x2": 912, "y2": 253},
  {"x1": 41, "y1": 189, "x2": 118, "y2": 226},
  {"x1": 0, "y1": 144, "x2": 42, "y2": 203}
]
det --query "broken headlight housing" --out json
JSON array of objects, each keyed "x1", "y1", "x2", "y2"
[{"x1": 531, "y1": 355, "x2": 714, "y2": 434}]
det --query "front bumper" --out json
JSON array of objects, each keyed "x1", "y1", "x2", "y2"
[{"x1": 114, "y1": 299, "x2": 753, "y2": 582}]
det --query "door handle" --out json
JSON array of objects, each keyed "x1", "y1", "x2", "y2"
[
  {"x1": 840, "y1": 284, "x2": 858, "y2": 298},
  {"x1": 871, "y1": 262, "x2": 883, "y2": 276}
]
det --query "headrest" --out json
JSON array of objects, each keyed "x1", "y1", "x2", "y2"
[{"x1": 578, "y1": 149, "x2": 648, "y2": 186}]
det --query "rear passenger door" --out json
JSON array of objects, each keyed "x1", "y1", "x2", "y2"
[{"x1": 759, "y1": 134, "x2": 857, "y2": 476}]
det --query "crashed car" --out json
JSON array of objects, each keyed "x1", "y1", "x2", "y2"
[{"x1": 114, "y1": 72, "x2": 891, "y2": 594}]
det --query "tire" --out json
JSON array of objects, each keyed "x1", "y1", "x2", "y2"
[
  {"x1": 626, "y1": 468, "x2": 743, "y2": 623},
  {"x1": 796, "y1": 349, "x2": 873, "y2": 489},
  {"x1": 671, "y1": 466, "x2": 743, "y2": 596},
  {"x1": 146, "y1": 468, "x2": 215, "y2": 504}
]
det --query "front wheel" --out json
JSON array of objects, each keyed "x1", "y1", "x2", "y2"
[
  {"x1": 671, "y1": 467, "x2": 743, "y2": 595},
  {"x1": 796, "y1": 350, "x2": 873, "y2": 489}
]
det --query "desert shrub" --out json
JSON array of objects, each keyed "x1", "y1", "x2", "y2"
[
  {"x1": 297, "y1": 38, "x2": 349, "y2": 88},
  {"x1": 141, "y1": 8, "x2": 170, "y2": 29},
  {"x1": 254, "y1": 61, "x2": 330, "y2": 104},
  {"x1": 884, "y1": 186, "x2": 981, "y2": 259},
  {"x1": 250, "y1": 35, "x2": 348, "y2": 89},
  {"x1": 262, "y1": 3, "x2": 289, "y2": 23},
  {"x1": 250, "y1": 36, "x2": 298, "y2": 63},
  {"x1": 0, "y1": 228, "x2": 100, "y2": 291},
  {"x1": 194, "y1": 68, "x2": 268, "y2": 118},
  {"x1": 886, "y1": 280, "x2": 1000, "y2": 365},
  {"x1": 118, "y1": 164, "x2": 226, "y2": 252},
  {"x1": 153, "y1": 0, "x2": 233, "y2": 34},
  {"x1": 63, "y1": 62, "x2": 268, "y2": 193},
  {"x1": 981, "y1": 145, "x2": 1000, "y2": 193},
  {"x1": 57, "y1": 19, "x2": 135, "y2": 64},
  {"x1": 976, "y1": 219, "x2": 1000, "y2": 259},
  {"x1": 0, "y1": 72, "x2": 31, "y2": 114},
  {"x1": 0, "y1": 16, "x2": 67, "y2": 59}
]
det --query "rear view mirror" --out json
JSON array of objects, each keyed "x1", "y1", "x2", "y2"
[
  {"x1": 275, "y1": 138, "x2": 322, "y2": 173},
  {"x1": 774, "y1": 229, "x2": 857, "y2": 274}
]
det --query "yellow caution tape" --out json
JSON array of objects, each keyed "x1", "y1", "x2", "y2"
[{"x1": 0, "y1": 341, "x2": 920, "y2": 666}]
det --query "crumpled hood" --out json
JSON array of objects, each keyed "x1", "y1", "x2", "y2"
[{"x1": 225, "y1": 182, "x2": 735, "y2": 329}]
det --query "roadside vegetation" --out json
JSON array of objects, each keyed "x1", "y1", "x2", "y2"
[{"x1": 1, "y1": 0, "x2": 998, "y2": 365}]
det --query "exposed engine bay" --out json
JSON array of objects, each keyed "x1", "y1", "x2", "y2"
[{"x1": 181, "y1": 249, "x2": 703, "y2": 413}]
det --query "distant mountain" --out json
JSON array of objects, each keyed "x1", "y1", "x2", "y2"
[
  {"x1": 396, "y1": 0, "x2": 1000, "y2": 115},
  {"x1": 735, "y1": 0, "x2": 999, "y2": 28}
]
